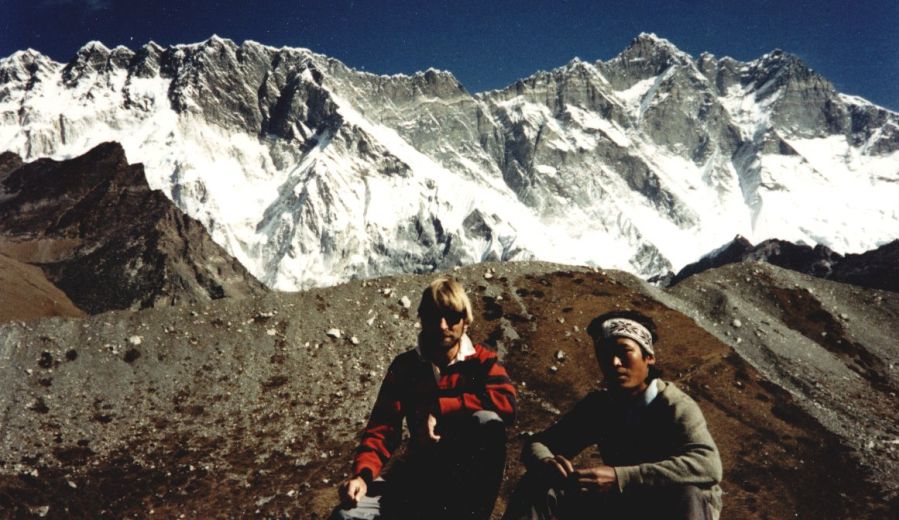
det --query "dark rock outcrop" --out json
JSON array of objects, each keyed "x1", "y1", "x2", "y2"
[
  {"x1": 0, "y1": 142, "x2": 266, "y2": 314},
  {"x1": 832, "y1": 239, "x2": 899, "y2": 293},
  {"x1": 670, "y1": 235, "x2": 898, "y2": 293}
]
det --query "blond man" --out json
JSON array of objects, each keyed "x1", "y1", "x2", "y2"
[{"x1": 331, "y1": 277, "x2": 517, "y2": 520}]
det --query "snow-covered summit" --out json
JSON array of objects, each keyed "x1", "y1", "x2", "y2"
[{"x1": 1, "y1": 35, "x2": 897, "y2": 290}]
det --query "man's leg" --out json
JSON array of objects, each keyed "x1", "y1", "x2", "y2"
[
  {"x1": 437, "y1": 410, "x2": 507, "y2": 520},
  {"x1": 501, "y1": 472, "x2": 614, "y2": 520},
  {"x1": 501, "y1": 471, "x2": 557, "y2": 520}
]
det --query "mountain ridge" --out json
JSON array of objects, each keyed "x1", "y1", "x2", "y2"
[{"x1": 2, "y1": 34, "x2": 897, "y2": 290}]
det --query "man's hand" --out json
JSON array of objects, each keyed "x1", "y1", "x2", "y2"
[
  {"x1": 426, "y1": 413, "x2": 441, "y2": 443},
  {"x1": 338, "y1": 476, "x2": 367, "y2": 507},
  {"x1": 539, "y1": 454, "x2": 574, "y2": 486},
  {"x1": 572, "y1": 465, "x2": 618, "y2": 494},
  {"x1": 413, "y1": 413, "x2": 442, "y2": 446}
]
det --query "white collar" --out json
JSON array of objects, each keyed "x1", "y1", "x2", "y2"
[
  {"x1": 418, "y1": 334, "x2": 475, "y2": 382},
  {"x1": 642, "y1": 378, "x2": 660, "y2": 406}
]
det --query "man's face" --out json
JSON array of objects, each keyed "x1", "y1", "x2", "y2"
[
  {"x1": 420, "y1": 307, "x2": 467, "y2": 352},
  {"x1": 594, "y1": 336, "x2": 655, "y2": 393}
]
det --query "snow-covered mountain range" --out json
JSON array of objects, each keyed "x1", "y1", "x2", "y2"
[{"x1": 1, "y1": 33, "x2": 897, "y2": 290}]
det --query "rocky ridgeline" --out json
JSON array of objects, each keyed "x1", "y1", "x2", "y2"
[
  {"x1": 0, "y1": 143, "x2": 265, "y2": 316},
  {"x1": 669, "y1": 235, "x2": 899, "y2": 292},
  {"x1": 2, "y1": 34, "x2": 897, "y2": 289},
  {"x1": 0, "y1": 262, "x2": 896, "y2": 518}
]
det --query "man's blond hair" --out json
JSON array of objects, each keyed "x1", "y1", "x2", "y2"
[{"x1": 417, "y1": 276, "x2": 474, "y2": 324}]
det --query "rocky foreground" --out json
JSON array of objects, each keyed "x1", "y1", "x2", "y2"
[{"x1": 0, "y1": 261, "x2": 896, "y2": 519}]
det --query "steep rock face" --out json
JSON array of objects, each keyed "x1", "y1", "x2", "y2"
[
  {"x1": 1, "y1": 34, "x2": 897, "y2": 289},
  {"x1": 0, "y1": 143, "x2": 266, "y2": 313}
]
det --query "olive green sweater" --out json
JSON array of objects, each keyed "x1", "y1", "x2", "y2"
[{"x1": 525, "y1": 379, "x2": 723, "y2": 517}]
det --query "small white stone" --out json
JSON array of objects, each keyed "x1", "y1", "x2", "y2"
[
  {"x1": 350, "y1": 336, "x2": 360, "y2": 345},
  {"x1": 558, "y1": 317, "x2": 565, "y2": 324},
  {"x1": 266, "y1": 329, "x2": 277, "y2": 336},
  {"x1": 128, "y1": 335, "x2": 143, "y2": 346},
  {"x1": 366, "y1": 316, "x2": 376, "y2": 326},
  {"x1": 555, "y1": 350, "x2": 566, "y2": 361},
  {"x1": 326, "y1": 328, "x2": 342, "y2": 339},
  {"x1": 400, "y1": 296, "x2": 411, "y2": 309},
  {"x1": 549, "y1": 365, "x2": 559, "y2": 373},
  {"x1": 484, "y1": 271, "x2": 494, "y2": 280},
  {"x1": 731, "y1": 319, "x2": 742, "y2": 328}
]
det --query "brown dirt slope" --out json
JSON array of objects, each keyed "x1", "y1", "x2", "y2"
[
  {"x1": 0, "y1": 262, "x2": 894, "y2": 519},
  {"x1": 0, "y1": 253, "x2": 84, "y2": 323},
  {"x1": 0, "y1": 143, "x2": 266, "y2": 316}
]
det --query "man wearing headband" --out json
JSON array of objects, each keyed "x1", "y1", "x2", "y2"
[
  {"x1": 331, "y1": 276, "x2": 517, "y2": 520},
  {"x1": 503, "y1": 310, "x2": 722, "y2": 520}
]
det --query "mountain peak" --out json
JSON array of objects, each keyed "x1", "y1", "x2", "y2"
[
  {"x1": 5, "y1": 48, "x2": 47, "y2": 61},
  {"x1": 608, "y1": 32, "x2": 694, "y2": 72},
  {"x1": 203, "y1": 34, "x2": 237, "y2": 48},
  {"x1": 78, "y1": 40, "x2": 111, "y2": 55},
  {"x1": 635, "y1": 32, "x2": 675, "y2": 46},
  {"x1": 144, "y1": 40, "x2": 164, "y2": 52},
  {"x1": 630, "y1": 32, "x2": 691, "y2": 59}
]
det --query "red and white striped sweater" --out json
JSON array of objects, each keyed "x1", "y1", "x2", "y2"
[{"x1": 352, "y1": 338, "x2": 517, "y2": 481}]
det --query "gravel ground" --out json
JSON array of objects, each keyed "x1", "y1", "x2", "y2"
[{"x1": 0, "y1": 261, "x2": 895, "y2": 518}]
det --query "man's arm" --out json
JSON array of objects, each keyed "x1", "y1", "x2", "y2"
[
  {"x1": 613, "y1": 395, "x2": 723, "y2": 492},
  {"x1": 350, "y1": 359, "x2": 405, "y2": 483},
  {"x1": 435, "y1": 349, "x2": 517, "y2": 423},
  {"x1": 523, "y1": 392, "x2": 603, "y2": 470}
]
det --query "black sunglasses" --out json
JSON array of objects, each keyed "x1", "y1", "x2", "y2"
[{"x1": 422, "y1": 309, "x2": 466, "y2": 325}]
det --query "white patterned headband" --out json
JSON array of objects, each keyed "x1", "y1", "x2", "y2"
[{"x1": 601, "y1": 318, "x2": 654, "y2": 356}]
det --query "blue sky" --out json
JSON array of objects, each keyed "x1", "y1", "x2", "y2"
[{"x1": 2, "y1": 0, "x2": 897, "y2": 110}]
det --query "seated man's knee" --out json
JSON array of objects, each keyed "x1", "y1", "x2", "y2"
[
  {"x1": 472, "y1": 410, "x2": 504, "y2": 426},
  {"x1": 471, "y1": 410, "x2": 506, "y2": 442}
]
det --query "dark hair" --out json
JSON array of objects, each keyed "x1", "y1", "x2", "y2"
[{"x1": 587, "y1": 310, "x2": 662, "y2": 382}]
